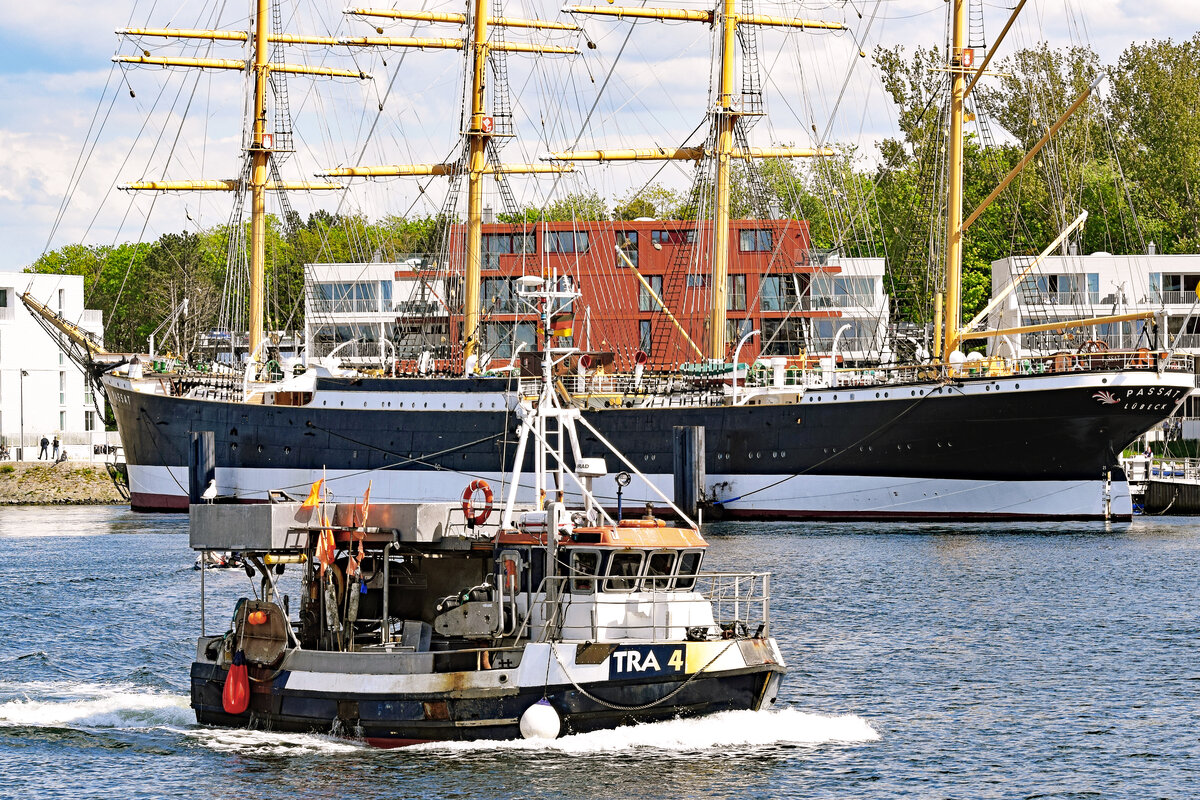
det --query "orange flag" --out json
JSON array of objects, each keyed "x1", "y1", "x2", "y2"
[
  {"x1": 315, "y1": 506, "x2": 336, "y2": 578},
  {"x1": 358, "y1": 481, "x2": 372, "y2": 529},
  {"x1": 301, "y1": 479, "x2": 323, "y2": 512}
]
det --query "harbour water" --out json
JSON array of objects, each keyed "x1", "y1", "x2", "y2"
[{"x1": 1, "y1": 506, "x2": 1198, "y2": 798}]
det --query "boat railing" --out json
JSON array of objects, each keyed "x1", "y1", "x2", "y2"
[{"x1": 520, "y1": 571, "x2": 772, "y2": 643}]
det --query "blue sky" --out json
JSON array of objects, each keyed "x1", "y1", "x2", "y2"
[{"x1": 1, "y1": 0, "x2": 1197, "y2": 275}]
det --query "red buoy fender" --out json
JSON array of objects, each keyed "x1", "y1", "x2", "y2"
[
  {"x1": 222, "y1": 650, "x2": 250, "y2": 715},
  {"x1": 461, "y1": 480, "x2": 494, "y2": 526}
]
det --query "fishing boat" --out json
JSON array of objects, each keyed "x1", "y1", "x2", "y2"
[
  {"x1": 67, "y1": 0, "x2": 1197, "y2": 520},
  {"x1": 188, "y1": 275, "x2": 785, "y2": 744}
]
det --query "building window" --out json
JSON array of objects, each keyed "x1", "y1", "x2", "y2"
[
  {"x1": 739, "y1": 229, "x2": 773, "y2": 252},
  {"x1": 0, "y1": 289, "x2": 7, "y2": 307},
  {"x1": 638, "y1": 275, "x2": 663, "y2": 311},
  {"x1": 811, "y1": 276, "x2": 877, "y2": 309},
  {"x1": 545, "y1": 231, "x2": 589, "y2": 254},
  {"x1": 85, "y1": 411, "x2": 96, "y2": 432},
  {"x1": 686, "y1": 274, "x2": 709, "y2": 289},
  {"x1": 651, "y1": 229, "x2": 695, "y2": 247},
  {"x1": 58, "y1": 289, "x2": 65, "y2": 312},
  {"x1": 762, "y1": 318, "x2": 807, "y2": 356},
  {"x1": 639, "y1": 320, "x2": 652, "y2": 353},
  {"x1": 616, "y1": 231, "x2": 638, "y2": 268},
  {"x1": 482, "y1": 278, "x2": 517, "y2": 313},
  {"x1": 761, "y1": 275, "x2": 804, "y2": 311},
  {"x1": 727, "y1": 318, "x2": 755, "y2": 347},
  {"x1": 727, "y1": 274, "x2": 746, "y2": 311},
  {"x1": 84, "y1": 382, "x2": 94, "y2": 407},
  {"x1": 59, "y1": 372, "x2": 66, "y2": 405},
  {"x1": 59, "y1": 411, "x2": 66, "y2": 431},
  {"x1": 481, "y1": 322, "x2": 536, "y2": 360}
]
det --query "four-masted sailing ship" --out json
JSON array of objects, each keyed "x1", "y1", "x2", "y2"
[{"x1": 90, "y1": 0, "x2": 1193, "y2": 520}]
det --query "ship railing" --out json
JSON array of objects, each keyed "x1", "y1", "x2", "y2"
[
  {"x1": 530, "y1": 348, "x2": 1195, "y2": 402},
  {"x1": 1147, "y1": 457, "x2": 1200, "y2": 483},
  {"x1": 521, "y1": 571, "x2": 772, "y2": 643}
]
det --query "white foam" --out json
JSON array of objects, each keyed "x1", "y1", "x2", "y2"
[
  {"x1": 0, "y1": 682, "x2": 192, "y2": 729},
  {"x1": 411, "y1": 708, "x2": 880, "y2": 754},
  {"x1": 182, "y1": 727, "x2": 365, "y2": 755}
]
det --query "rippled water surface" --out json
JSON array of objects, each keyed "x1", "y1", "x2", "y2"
[{"x1": 1, "y1": 506, "x2": 1198, "y2": 799}]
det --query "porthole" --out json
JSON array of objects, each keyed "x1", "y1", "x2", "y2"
[
  {"x1": 340, "y1": 401, "x2": 344, "y2": 407},
  {"x1": 284, "y1": 446, "x2": 291, "y2": 455},
  {"x1": 772, "y1": 451, "x2": 778, "y2": 458},
  {"x1": 884, "y1": 392, "x2": 889, "y2": 398},
  {"x1": 781, "y1": 450, "x2": 786, "y2": 457},
  {"x1": 231, "y1": 443, "x2": 238, "y2": 451},
  {"x1": 257, "y1": 445, "x2": 263, "y2": 453}
]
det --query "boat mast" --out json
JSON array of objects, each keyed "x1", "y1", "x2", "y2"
[
  {"x1": 327, "y1": 6, "x2": 578, "y2": 370},
  {"x1": 554, "y1": 3, "x2": 841, "y2": 362},
  {"x1": 942, "y1": 0, "x2": 967, "y2": 358}
]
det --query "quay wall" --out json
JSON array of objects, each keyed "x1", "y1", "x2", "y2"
[{"x1": 0, "y1": 462, "x2": 127, "y2": 505}]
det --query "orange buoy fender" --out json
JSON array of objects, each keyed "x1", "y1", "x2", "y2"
[
  {"x1": 461, "y1": 479, "x2": 494, "y2": 526},
  {"x1": 222, "y1": 650, "x2": 250, "y2": 715}
]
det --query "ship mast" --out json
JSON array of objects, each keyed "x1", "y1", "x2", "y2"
[
  {"x1": 326, "y1": 2, "x2": 578, "y2": 368},
  {"x1": 942, "y1": 0, "x2": 967, "y2": 359},
  {"x1": 552, "y1": 2, "x2": 840, "y2": 361},
  {"x1": 114, "y1": 2, "x2": 366, "y2": 366}
]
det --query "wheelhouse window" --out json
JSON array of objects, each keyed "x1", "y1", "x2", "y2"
[
  {"x1": 545, "y1": 231, "x2": 589, "y2": 254},
  {"x1": 644, "y1": 551, "x2": 677, "y2": 590},
  {"x1": 605, "y1": 550, "x2": 644, "y2": 592},
  {"x1": 570, "y1": 550, "x2": 601, "y2": 594},
  {"x1": 674, "y1": 549, "x2": 703, "y2": 590},
  {"x1": 739, "y1": 229, "x2": 773, "y2": 252}
]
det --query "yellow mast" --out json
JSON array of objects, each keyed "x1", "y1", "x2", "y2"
[
  {"x1": 942, "y1": 0, "x2": 967, "y2": 358},
  {"x1": 556, "y1": 3, "x2": 841, "y2": 361},
  {"x1": 114, "y1": 5, "x2": 367, "y2": 367},
  {"x1": 249, "y1": 0, "x2": 270, "y2": 362},
  {"x1": 463, "y1": 0, "x2": 490, "y2": 365},
  {"x1": 325, "y1": 2, "x2": 577, "y2": 369},
  {"x1": 709, "y1": 0, "x2": 738, "y2": 360}
]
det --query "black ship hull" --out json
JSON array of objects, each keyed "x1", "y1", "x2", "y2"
[
  {"x1": 190, "y1": 659, "x2": 784, "y2": 745},
  {"x1": 105, "y1": 366, "x2": 1193, "y2": 521}
]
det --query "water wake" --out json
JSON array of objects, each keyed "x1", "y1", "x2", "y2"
[
  {"x1": 182, "y1": 727, "x2": 365, "y2": 756},
  {"x1": 0, "y1": 681, "x2": 192, "y2": 729},
  {"x1": 412, "y1": 708, "x2": 880, "y2": 754}
]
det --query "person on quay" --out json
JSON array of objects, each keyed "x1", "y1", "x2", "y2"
[
  {"x1": 39, "y1": 436, "x2": 49, "y2": 460},
  {"x1": 52, "y1": 435, "x2": 60, "y2": 460}
]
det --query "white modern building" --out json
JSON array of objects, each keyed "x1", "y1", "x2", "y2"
[
  {"x1": 987, "y1": 250, "x2": 1200, "y2": 356},
  {"x1": 0, "y1": 272, "x2": 107, "y2": 460},
  {"x1": 989, "y1": 249, "x2": 1200, "y2": 439}
]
